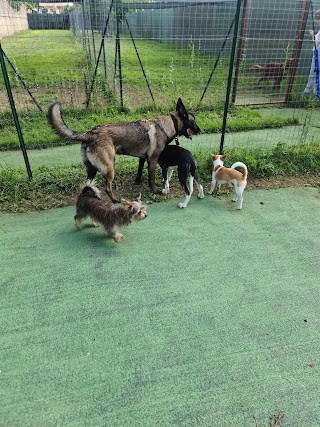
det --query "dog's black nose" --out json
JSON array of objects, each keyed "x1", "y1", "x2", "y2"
[{"x1": 193, "y1": 124, "x2": 201, "y2": 134}]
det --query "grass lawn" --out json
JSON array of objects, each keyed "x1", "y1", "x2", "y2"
[
  {"x1": 0, "y1": 30, "x2": 87, "y2": 88},
  {"x1": 1, "y1": 29, "x2": 318, "y2": 152}
]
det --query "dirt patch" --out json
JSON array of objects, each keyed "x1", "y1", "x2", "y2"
[
  {"x1": 247, "y1": 175, "x2": 320, "y2": 190},
  {"x1": 1, "y1": 173, "x2": 319, "y2": 214},
  {"x1": 95, "y1": 173, "x2": 320, "y2": 205},
  {"x1": 0, "y1": 84, "x2": 86, "y2": 112},
  {"x1": 0, "y1": 83, "x2": 168, "y2": 113}
]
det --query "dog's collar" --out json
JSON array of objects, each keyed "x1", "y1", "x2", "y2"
[
  {"x1": 214, "y1": 165, "x2": 222, "y2": 172},
  {"x1": 170, "y1": 114, "x2": 180, "y2": 145}
]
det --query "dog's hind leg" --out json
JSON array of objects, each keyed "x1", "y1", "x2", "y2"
[
  {"x1": 81, "y1": 145, "x2": 98, "y2": 181},
  {"x1": 273, "y1": 77, "x2": 282, "y2": 90},
  {"x1": 74, "y1": 213, "x2": 86, "y2": 229},
  {"x1": 234, "y1": 186, "x2": 244, "y2": 209},
  {"x1": 257, "y1": 76, "x2": 267, "y2": 87},
  {"x1": 208, "y1": 172, "x2": 216, "y2": 194},
  {"x1": 178, "y1": 175, "x2": 193, "y2": 208},
  {"x1": 103, "y1": 166, "x2": 120, "y2": 203},
  {"x1": 161, "y1": 166, "x2": 174, "y2": 194},
  {"x1": 147, "y1": 157, "x2": 161, "y2": 194},
  {"x1": 167, "y1": 167, "x2": 174, "y2": 183},
  {"x1": 135, "y1": 158, "x2": 146, "y2": 184},
  {"x1": 105, "y1": 226, "x2": 123, "y2": 242},
  {"x1": 87, "y1": 147, "x2": 120, "y2": 203},
  {"x1": 193, "y1": 170, "x2": 204, "y2": 199},
  {"x1": 84, "y1": 160, "x2": 98, "y2": 181},
  {"x1": 177, "y1": 167, "x2": 192, "y2": 208},
  {"x1": 232, "y1": 191, "x2": 238, "y2": 203}
]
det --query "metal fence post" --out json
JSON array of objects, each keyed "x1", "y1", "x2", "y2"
[
  {"x1": 219, "y1": 0, "x2": 243, "y2": 154},
  {"x1": 232, "y1": 0, "x2": 249, "y2": 104},
  {"x1": 285, "y1": 0, "x2": 310, "y2": 102},
  {"x1": 0, "y1": 43, "x2": 32, "y2": 181}
]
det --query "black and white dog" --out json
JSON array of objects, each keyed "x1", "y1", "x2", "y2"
[{"x1": 157, "y1": 145, "x2": 204, "y2": 208}]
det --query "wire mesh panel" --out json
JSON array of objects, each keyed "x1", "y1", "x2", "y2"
[
  {"x1": 233, "y1": 0, "x2": 320, "y2": 106},
  {"x1": 2, "y1": 0, "x2": 319, "y2": 113},
  {"x1": 0, "y1": 0, "x2": 320, "y2": 175},
  {"x1": 70, "y1": 0, "x2": 238, "y2": 110},
  {"x1": 1, "y1": 0, "x2": 239, "y2": 113},
  {"x1": 0, "y1": 18, "x2": 88, "y2": 113}
]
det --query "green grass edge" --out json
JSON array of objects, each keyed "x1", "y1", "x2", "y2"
[{"x1": 1, "y1": 142, "x2": 319, "y2": 213}]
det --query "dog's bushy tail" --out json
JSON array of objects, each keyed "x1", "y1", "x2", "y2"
[
  {"x1": 47, "y1": 101, "x2": 89, "y2": 142},
  {"x1": 80, "y1": 180, "x2": 101, "y2": 199},
  {"x1": 252, "y1": 64, "x2": 263, "y2": 69},
  {"x1": 230, "y1": 162, "x2": 248, "y2": 180}
]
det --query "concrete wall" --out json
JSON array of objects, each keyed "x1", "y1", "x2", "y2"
[{"x1": 0, "y1": 0, "x2": 28, "y2": 39}]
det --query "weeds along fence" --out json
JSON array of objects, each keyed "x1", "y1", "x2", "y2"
[{"x1": 0, "y1": 0, "x2": 320, "y2": 178}]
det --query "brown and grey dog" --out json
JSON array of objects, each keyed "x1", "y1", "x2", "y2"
[
  {"x1": 47, "y1": 98, "x2": 200, "y2": 203},
  {"x1": 74, "y1": 181, "x2": 147, "y2": 242},
  {"x1": 252, "y1": 58, "x2": 294, "y2": 90}
]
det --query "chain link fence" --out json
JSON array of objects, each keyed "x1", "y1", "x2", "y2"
[{"x1": 0, "y1": 0, "x2": 320, "y2": 175}]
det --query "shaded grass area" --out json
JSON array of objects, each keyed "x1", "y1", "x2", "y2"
[{"x1": 1, "y1": 142, "x2": 319, "y2": 213}]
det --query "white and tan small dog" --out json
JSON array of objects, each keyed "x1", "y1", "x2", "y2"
[{"x1": 208, "y1": 154, "x2": 248, "y2": 209}]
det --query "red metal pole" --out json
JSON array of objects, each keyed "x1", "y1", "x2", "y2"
[{"x1": 285, "y1": 0, "x2": 311, "y2": 102}]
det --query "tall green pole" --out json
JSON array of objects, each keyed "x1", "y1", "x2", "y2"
[
  {"x1": 115, "y1": 0, "x2": 124, "y2": 111},
  {"x1": 219, "y1": 0, "x2": 243, "y2": 154},
  {"x1": 0, "y1": 43, "x2": 32, "y2": 181}
]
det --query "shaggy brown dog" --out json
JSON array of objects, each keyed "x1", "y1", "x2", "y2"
[{"x1": 74, "y1": 181, "x2": 147, "y2": 242}]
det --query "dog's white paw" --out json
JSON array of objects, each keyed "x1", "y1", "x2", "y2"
[
  {"x1": 75, "y1": 220, "x2": 82, "y2": 229},
  {"x1": 198, "y1": 192, "x2": 204, "y2": 199},
  {"x1": 113, "y1": 232, "x2": 123, "y2": 242},
  {"x1": 178, "y1": 203, "x2": 186, "y2": 208},
  {"x1": 162, "y1": 188, "x2": 169, "y2": 195}
]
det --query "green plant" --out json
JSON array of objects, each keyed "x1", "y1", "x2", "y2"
[
  {"x1": 189, "y1": 37, "x2": 195, "y2": 72},
  {"x1": 1, "y1": 142, "x2": 319, "y2": 213}
]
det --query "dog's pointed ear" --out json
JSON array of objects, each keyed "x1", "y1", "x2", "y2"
[
  {"x1": 221, "y1": 155, "x2": 227, "y2": 161},
  {"x1": 176, "y1": 98, "x2": 188, "y2": 119},
  {"x1": 211, "y1": 154, "x2": 218, "y2": 160},
  {"x1": 121, "y1": 199, "x2": 132, "y2": 209}
]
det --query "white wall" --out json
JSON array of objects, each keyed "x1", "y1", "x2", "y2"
[{"x1": 0, "y1": 0, "x2": 28, "y2": 39}]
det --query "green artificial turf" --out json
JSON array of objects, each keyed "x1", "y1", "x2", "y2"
[{"x1": 1, "y1": 187, "x2": 320, "y2": 426}]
